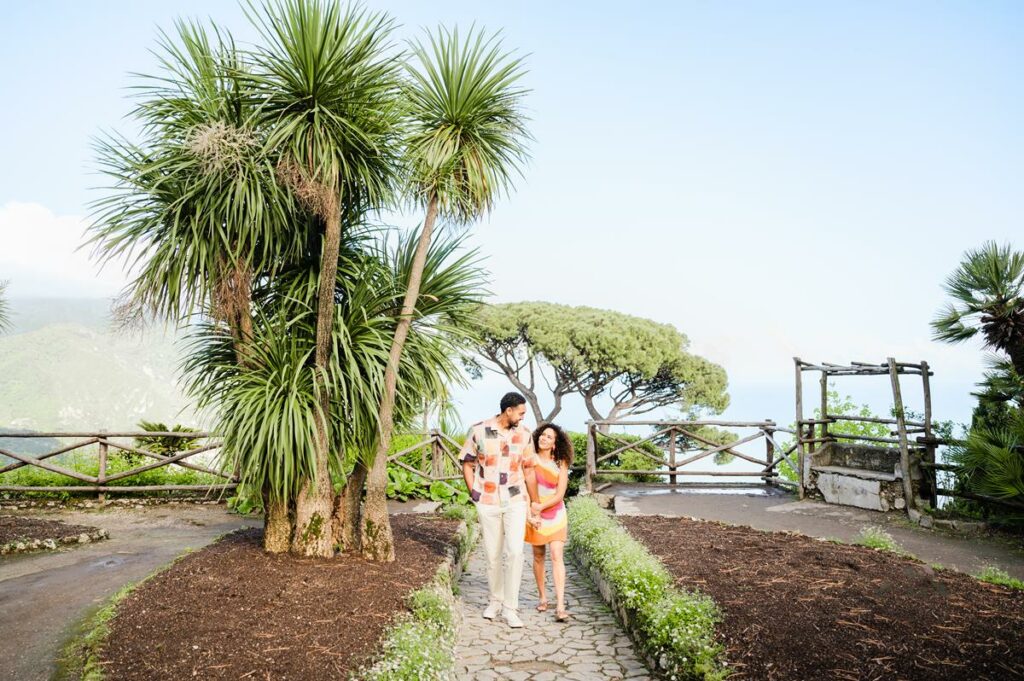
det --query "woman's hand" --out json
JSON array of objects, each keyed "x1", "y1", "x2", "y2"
[{"x1": 531, "y1": 501, "x2": 542, "y2": 515}]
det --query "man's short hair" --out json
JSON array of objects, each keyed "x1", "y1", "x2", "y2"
[{"x1": 499, "y1": 392, "x2": 527, "y2": 413}]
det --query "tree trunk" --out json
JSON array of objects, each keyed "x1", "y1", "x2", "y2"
[
  {"x1": 361, "y1": 196, "x2": 440, "y2": 562},
  {"x1": 332, "y1": 458, "x2": 367, "y2": 552},
  {"x1": 583, "y1": 393, "x2": 610, "y2": 433},
  {"x1": 292, "y1": 195, "x2": 342, "y2": 558},
  {"x1": 263, "y1": 495, "x2": 291, "y2": 553}
]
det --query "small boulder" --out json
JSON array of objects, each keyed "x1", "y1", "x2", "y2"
[{"x1": 77, "y1": 533, "x2": 91, "y2": 544}]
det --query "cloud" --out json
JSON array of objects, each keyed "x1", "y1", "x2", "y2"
[{"x1": 0, "y1": 201, "x2": 129, "y2": 297}]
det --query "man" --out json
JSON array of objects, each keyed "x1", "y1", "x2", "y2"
[{"x1": 460, "y1": 392, "x2": 538, "y2": 628}]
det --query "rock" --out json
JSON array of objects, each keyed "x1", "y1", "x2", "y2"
[
  {"x1": 42, "y1": 539, "x2": 57, "y2": 550},
  {"x1": 953, "y1": 520, "x2": 985, "y2": 533},
  {"x1": 97, "y1": 529, "x2": 109, "y2": 539},
  {"x1": 933, "y1": 518, "x2": 955, "y2": 530},
  {"x1": 918, "y1": 514, "x2": 934, "y2": 529},
  {"x1": 894, "y1": 497, "x2": 906, "y2": 509},
  {"x1": 907, "y1": 509, "x2": 922, "y2": 523},
  {"x1": 84, "y1": 501, "x2": 94, "y2": 509},
  {"x1": 15, "y1": 542, "x2": 26, "y2": 552},
  {"x1": 77, "y1": 533, "x2": 91, "y2": 544}
]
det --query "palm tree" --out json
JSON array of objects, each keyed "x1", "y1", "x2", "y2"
[
  {"x1": 361, "y1": 27, "x2": 530, "y2": 561},
  {"x1": 0, "y1": 280, "x2": 11, "y2": 333},
  {"x1": 933, "y1": 241, "x2": 1024, "y2": 378},
  {"x1": 246, "y1": 0, "x2": 404, "y2": 556},
  {"x1": 87, "y1": 20, "x2": 304, "y2": 552}
]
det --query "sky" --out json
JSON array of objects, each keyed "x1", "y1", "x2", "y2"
[{"x1": 1, "y1": 1, "x2": 1022, "y2": 433}]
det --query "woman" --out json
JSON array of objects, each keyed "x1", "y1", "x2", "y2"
[{"x1": 525, "y1": 422, "x2": 573, "y2": 622}]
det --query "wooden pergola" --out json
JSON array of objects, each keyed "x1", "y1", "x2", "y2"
[{"x1": 794, "y1": 357, "x2": 934, "y2": 510}]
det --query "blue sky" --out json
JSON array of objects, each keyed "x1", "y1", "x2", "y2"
[{"x1": 1, "y1": 1, "x2": 1022, "y2": 432}]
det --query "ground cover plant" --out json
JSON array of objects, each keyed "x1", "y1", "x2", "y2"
[
  {"x1": 567, "y1": 497, "x2": 725, "y2": 680},
  {"x1": 74, "y1": 514, "x2": 461, "y2": 680},
  {"x1": 622, "y1": 514, "x2": 1024, "y2": 681}
]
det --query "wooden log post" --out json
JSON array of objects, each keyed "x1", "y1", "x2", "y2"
[
  {"x1": 585, "y1": 422, "x2": 597, "y2": 494},
  {"x1": 921, "y1": 360, "x2": 936, "y2": 507},
  {"x1": 668, "y1": 427, "x2": 677, "y2": 485},
  {"x1": 887, "y1": 358, "x2": 916, "y2": 512},
  {"x1": 819, "y1": 371, "x2": 829, "y2": 444},
  {"x1": 794, "y1": 358, "x2": 805, "y2": 499},
  {"x1": 430, "y1": 430, "x2": 444, "y2": 480},
  {"x1": 764, "y1": 420, "x2": 776, "y2": 486},
  {"x1": 97, "y1": 431, "x2": 108, "y2": 504}
]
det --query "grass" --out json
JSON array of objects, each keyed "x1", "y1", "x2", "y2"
[
  {"x1": 853, "y1": 526, "x2": 912, "y2": 557},
  {"x1": 977, "y1": 566, "x2": 1024, "y2": 591}
]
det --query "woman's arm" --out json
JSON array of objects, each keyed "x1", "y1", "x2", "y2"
[{"x1": 535, "y1": 462, "x2": 569, "y2": 511}]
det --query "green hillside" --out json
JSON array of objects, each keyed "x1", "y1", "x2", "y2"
[{"x1": 0, "y1": 299, "x2": 202, "y2": 435}]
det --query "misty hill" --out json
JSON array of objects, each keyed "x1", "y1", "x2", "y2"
[{"x1": 0, "y1": 298, "x2": 201, "y2": 436}]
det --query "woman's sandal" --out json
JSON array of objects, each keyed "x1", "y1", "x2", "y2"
[
  {"x1": 536, "y1": 601, "x2": 548, "y2": 612},
  {"x1": 555, "y1": 609, "x2": 571, "y2": 622}
]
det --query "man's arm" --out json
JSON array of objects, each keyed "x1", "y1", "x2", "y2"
[
  {"x1": 459, "y1": 429, "x2": 480, "y2": 502},
  {"x1": 462, "y1": 460, "x2": 476, "y2": 499}
]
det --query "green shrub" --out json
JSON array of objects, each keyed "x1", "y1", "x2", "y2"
[
  {"x1": 978, "y1": 565, "x2": 1024, "y2": 590},
  {"x1": 568, "y1": 497, "x2": 725, "y2": 680}
]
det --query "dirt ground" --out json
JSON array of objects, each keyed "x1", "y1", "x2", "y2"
[
  {"x1": 0, "y1": 515, "x2": 99, "y2": 545},
  {"x1": 622, "y1": 515, "x2": 1024, "y2": 681},
  {"x1": 97, "y1": 514, "x2": 460, "y2": 680}
]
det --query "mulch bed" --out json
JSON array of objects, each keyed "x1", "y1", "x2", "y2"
[
  {"x1": 0, "y1": 515, "x2": 100, "y2": 544},
  {"x1": 622, "y1": 516, "x2": 1024, "y2": 681},
  {"x1": 99, "y1": 514, "x2": 460, "y2": 680}
]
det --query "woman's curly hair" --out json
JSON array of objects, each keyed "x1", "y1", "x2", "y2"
[{"x1": 532, "y1": 422, "x2": 574, "y2": 468}]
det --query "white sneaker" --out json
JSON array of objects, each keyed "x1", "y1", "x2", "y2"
[
  {"x1": 482, "y1": 602, "x2": 502, "y2": 620},
  {"x1": 503, "y1": 607, "x2": 524, "y2": 628}
]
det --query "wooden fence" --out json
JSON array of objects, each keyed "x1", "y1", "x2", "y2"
[
  {"x1": 583, "y1": 419, "x2": 800, "y2": 494},
  {"x1": 0, "y1": 431, "x2": 234, "y2": 500},
  {"x1": 385, "y1": 429, "x2": 466, "y2": 484}
]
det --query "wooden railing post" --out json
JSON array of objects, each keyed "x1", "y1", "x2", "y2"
[
  {"x1": 430, "y1": 430, "x2": 444, "y2": 480},
  {"x1": 887, "y1": 357, "x2": 916, "y2": 512},
  {"x1": 584, "y1": 422, "x2": 597, "y2": 494},
  {"x1": 794, "y1": 358, "x2": 806, "y2": 499},
  {"x1": 668, "y1": 427, "x2": 677, "y2": 485},
  {"x1": 764, "y1": 420, "x2": 776, "y2": 486},
  {"x1": 97, "y1": 430, "x2": 108, "y2": 504}
]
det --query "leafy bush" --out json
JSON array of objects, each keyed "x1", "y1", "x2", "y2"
[
  {"x1": 568, "y1": 497, "x2": 724, "y2": 680},
  {"x1": 948, "y1": 409, "x2": 1024, "y2": 506}
]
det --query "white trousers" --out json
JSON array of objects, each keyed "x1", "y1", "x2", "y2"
[{"x1": 475, "y1": 500, "x2": 528, "y2": 611}]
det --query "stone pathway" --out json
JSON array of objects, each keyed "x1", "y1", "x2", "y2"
[{"x1": 455, "y1": 548, "x2": 651, "y2": 680}]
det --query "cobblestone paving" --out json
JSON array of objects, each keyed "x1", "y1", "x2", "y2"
[{"x1": 455, "y1": 548, "x2": 652, "y2": 680}]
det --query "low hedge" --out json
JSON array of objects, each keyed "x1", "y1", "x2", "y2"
[{"x1": 567, "y1": 497, "x2": 725, "y2": 680}]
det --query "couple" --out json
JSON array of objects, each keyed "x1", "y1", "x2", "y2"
[{"x1": 459, "y1": 392, "x2": 572, "y2": 628}]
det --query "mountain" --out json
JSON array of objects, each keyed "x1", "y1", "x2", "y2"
[{"x1": 0, "y1": 298, "x2": 202, "y2": 435}]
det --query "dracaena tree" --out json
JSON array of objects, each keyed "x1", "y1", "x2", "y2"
[
  {"x1": 245, "y1": 0, "x2": 405, "y2": 556},
  {"x1": 360, "y1": 27, "x2": 530, "y2": 561},
  {"x1": 87, "y1": 20, "x2": 304, "y2": 551}
]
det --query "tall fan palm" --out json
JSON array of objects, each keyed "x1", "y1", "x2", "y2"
[
  {"x1": 362, "y1": 27, "x2": 530, "y2": 561},
  {"x1": 245, "y1": 0, "x2": 404, "y2": 556},
  {"x1": 933, "y1": 241, "x2": 1024, "y2": 378}
]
